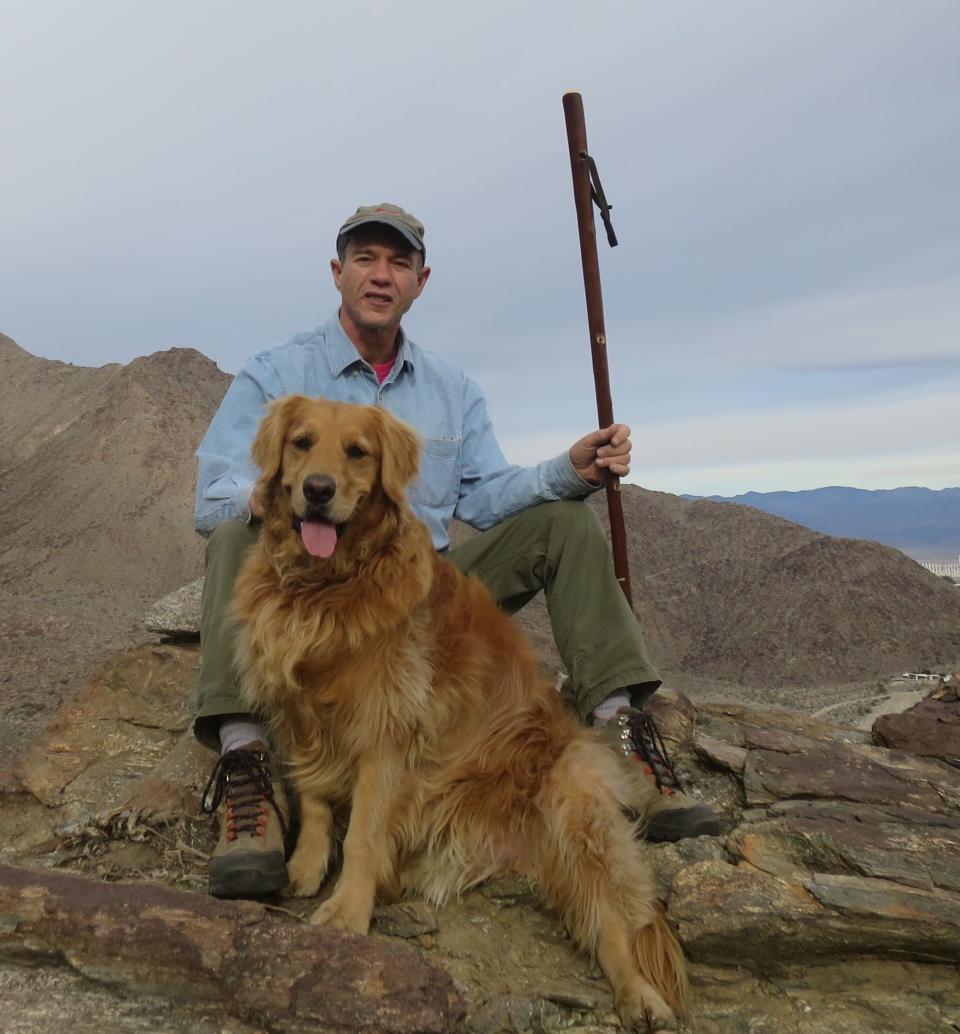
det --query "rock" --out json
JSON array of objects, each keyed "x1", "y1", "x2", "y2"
[
  {"x1": 693, "y1": 734, "x2": 748, "y2": 774},
  {"x1": 0, "y1": 863, "x2": 463, "y2": 1033},
  {"x1": 732, "y1": 804, "x2": 960, "y2": 893},
  {"x1": 3, "y1": 644, "x2": 202, "y2": 839},
  {"x1": 687, "y1": 958, "x2": 960, "y2": 1034},
  {"x1": 0, "y1": 960, "x2": 263, "y2": 1034},
  {"x1": 374, "y1": 901, "x2": 441, "y2": 939},
  {"x1": 741, "y1": 736, "x2": 956, "y2": 814},
  {"x1": 144, "y1": 578, "x2": 203, "y2": 638},
  {"x1": 4, "y1": 641, "x2": 960, "y2": 1032},
  {"x1": 479, "y1": 874, "x2": 542, "y2": 909},
  {"x1": 872, "y1": 691, "x2": 960, "y2": 766},
  {"x1": 673, "y1": 859, "x2": 960, "y2": 968}
]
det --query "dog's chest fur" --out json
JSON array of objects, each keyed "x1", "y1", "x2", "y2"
[{"x1": 235, "y1": 536, "x2": 439, "y2": 761}]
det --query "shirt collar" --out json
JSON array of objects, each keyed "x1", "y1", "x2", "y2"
[{"x1": 324, "y1": 312, "x2": 415, "y2": 378}]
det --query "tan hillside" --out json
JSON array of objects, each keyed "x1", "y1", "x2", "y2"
[
  {"x1": 0, "y1": 337, "x2": 229, "y2": 592},
  {"x1": 0, "y1": 331, "x2": 122, "y2": 474},
  {"x1": 614, "y1": 487, "x2": 960, "y2": 688},
  {"x1": 0, "y1": 334, "x2": 231, "y2": 755},
  {"x1": 1, "y1": 329, "x2": 958, "y2": 754}
]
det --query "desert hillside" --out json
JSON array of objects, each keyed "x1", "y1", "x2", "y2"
[
  {"x1": 2, "y1": 330, "x2": 958, "y2": 755},
  {"x1": 611, "y1": 487, "x2": 960, "y2": 689},
  {"x1": 0, "y1": 334, "x2": 229, "y2": 591},
  {"x1": 0, "y1": 334, "x2": 231, "y2": 755}
]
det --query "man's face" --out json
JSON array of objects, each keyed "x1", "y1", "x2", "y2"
[{"x1": 331, "y1": 226, "x2": 430, "y2": 336}]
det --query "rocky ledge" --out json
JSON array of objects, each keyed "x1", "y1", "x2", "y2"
[{"x1": 1, "y1": 643, "x2": 958, "y2": 1033}]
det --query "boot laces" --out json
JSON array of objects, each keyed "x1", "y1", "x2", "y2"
[
  {"x1": 200, "y1": 747, "x2": 288, "y2": 842},
  {"x1": 622, "y1": 711, "x2": 685, "y2": 794}
]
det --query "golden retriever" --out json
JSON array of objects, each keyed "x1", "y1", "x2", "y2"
[{"x1": 232, "y1": 395, "x2": 687, "y2": 1032}]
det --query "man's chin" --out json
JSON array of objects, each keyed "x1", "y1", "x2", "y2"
[{"x1": 357, "y1": 309, "x2": 396, "y2": 330}]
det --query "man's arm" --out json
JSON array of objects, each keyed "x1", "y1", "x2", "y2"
[
  {"x1": 454, "y1": 378, "x2": 601, "y2": 530},
  {"x1": 194, "y1": 359, "x2": 278, "y2": 535}
]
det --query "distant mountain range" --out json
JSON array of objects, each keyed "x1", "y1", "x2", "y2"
[{"x1": 685, "y1": 487, "x2": 960, "y2": 561}]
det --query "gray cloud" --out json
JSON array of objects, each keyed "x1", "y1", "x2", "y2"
[{"x1": 1, "y1": 0, "x2": 958, "y2": 494}]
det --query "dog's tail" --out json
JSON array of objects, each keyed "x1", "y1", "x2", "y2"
[
  {"x1": 634, "y1": 904, "x2": 689, "y2": 1018},
  {"x1": 531, "y1": 735, "x2": 689, "y2": 1020}
]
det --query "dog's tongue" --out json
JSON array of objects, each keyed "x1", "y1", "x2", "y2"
[{"x1": 300, "y1": 519, "x2": 337, "y2": 558}]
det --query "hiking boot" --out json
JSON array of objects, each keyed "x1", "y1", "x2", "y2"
[
  {"x1": 600, "y1": 707, "x2": 721, "y2": 842},
  {"x1": 201, "y1": 741, "x2": 290, "y2": 897}
]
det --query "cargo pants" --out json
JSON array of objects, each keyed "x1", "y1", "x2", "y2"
[{"x1": 193, "y1": 500, "x2": 661, "y2": 751}]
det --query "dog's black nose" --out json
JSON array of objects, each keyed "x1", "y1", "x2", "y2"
[{"x1": 302, "y1": 475, "x2": 336, "y2": 505}]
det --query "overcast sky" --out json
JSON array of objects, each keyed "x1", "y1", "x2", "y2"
[{"x1": 2, "y1": 1, "x2": 957, "y2": 496}]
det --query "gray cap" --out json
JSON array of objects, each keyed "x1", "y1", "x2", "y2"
[{"x1": 337, "y1": 203, "x2": 425, "y2": 254}]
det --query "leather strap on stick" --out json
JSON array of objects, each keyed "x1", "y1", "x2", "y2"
[{"x1": 562, "y1": 91, "x2": 633, "y2": 606}]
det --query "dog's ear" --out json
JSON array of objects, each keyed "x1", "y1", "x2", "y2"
[
  {"x1": 251, "y1": 395, "x2": 308, "y2": 480},
  {"x1": 374, "y1": 408, "x2": 421, "y2": 505}
]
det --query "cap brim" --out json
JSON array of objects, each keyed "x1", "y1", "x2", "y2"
[{"x1": 337, "y1": 216, "x2": 423, "y2": 253}]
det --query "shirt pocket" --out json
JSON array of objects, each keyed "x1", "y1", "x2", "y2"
[{"x1": 410, "y1": 436, "x2": 461, "y2": 508}]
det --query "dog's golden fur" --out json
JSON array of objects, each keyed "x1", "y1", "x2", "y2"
[{"x1": 233, "y1": 395, "x2": 687, "y2": 1030}]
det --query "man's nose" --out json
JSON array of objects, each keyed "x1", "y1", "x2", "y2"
[{"x1": 369, "y1": 258, "x2": 392, "y2": 283}]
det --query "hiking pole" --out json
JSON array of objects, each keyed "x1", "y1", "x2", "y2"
[{"x1": 562, "y1": 91, "x2": 633, "y2": 607}]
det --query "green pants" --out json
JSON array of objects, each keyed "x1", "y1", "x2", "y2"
[{"x1": 194, "y1": 501, "x2": 661, "y2": 751}]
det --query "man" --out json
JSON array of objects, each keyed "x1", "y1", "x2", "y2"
[{"x1": 195, "y1": 203, "x2": 719, "y2": 898}]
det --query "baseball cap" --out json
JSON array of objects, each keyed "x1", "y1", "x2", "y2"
[{"x1": 337, "y1": 203, "x2": 425, "y2": 256}]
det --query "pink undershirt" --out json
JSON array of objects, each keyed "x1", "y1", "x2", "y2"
[{"x1": 372, "y1": 357, "x2": 396, "y2": 383}]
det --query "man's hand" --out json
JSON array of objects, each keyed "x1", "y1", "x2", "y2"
[
  {"x1": 568, "y1": 423, "x2": 632, "y2": 485},
  {"x1": 249, "y1": 486, "x2": 267, "y2": 520}
]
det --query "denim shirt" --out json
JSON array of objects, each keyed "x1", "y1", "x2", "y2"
[{"x1": 195, "y1": 314, "x2": 596, "y2": 550}]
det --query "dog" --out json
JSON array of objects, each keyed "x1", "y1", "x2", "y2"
[{"x1": 232, "y1": 395, "x2": 687, "y2": 1032}]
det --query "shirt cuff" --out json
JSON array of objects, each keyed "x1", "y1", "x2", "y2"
[
  {"x1": 545, "y1": 452, "x2": 602, "y2": 498},
  {"x1": 232, "y1": 480, "x2": 255, "y2": 523}
]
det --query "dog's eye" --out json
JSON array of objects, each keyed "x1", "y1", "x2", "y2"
[
  {"x1": 292, "y1": 436, "x2": 312, "y2": 451},
  {"x1": 346, "y1": 444, "x2": 366, "y2": 460}
]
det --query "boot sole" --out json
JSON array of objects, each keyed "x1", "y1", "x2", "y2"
[{"x1": 209, "y1": 852, "x2": 288, "y2": 898}]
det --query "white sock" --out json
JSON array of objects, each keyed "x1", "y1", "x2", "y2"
[
  {"x1": 591, "y1": 690, "x2": 631, "y2": 724},
  {"x1": 219, "y1": 718, "x2": 269, "y2": 755}
]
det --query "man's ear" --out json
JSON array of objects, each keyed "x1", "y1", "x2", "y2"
[
  {"x1": 251, "y1": 395, "x2": 308, "y2": 480},
  {"x1": 374, "y1": 407, "x2": 421, "y2": 505}
]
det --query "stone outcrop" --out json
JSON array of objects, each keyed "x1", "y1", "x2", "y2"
[
  {"x1": 2, "y1": 643, "x2": 959, "y2": 1032},
  {"x1": 872, "y1": 677, "x2": 960, "y2": 766},
  {"x1": 144, "y1": 577, "x2": 204, "y2": 639},
  {"x1": 0, "y1": 863, "x2": 462, "y2": 1034}
]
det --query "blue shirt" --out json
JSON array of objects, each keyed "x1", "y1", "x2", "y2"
[{"x1": 195, "y1": 314, "x2": 596, "y2": 550}]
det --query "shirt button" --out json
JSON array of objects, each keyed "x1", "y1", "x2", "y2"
[{"x1": 352, "y1": 370, "x2": 359, "y2": 377}]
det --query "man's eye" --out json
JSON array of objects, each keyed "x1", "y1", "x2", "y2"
[
  {"x1": 346, "y1": 444, "x2": 366, "y2": 460},
  {"x1": 292, "y1": 436, "x2": 312, "y2": 451}
]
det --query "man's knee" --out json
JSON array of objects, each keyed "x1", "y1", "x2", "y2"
[
  {"x1": 205, "y1": 519, "x2": 260, "y2": 571},
  {"x1": 533, "y1": 499, "x2": 604, "y2": 545}
]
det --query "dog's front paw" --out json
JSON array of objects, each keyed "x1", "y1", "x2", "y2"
[
  {"x1": 309, "y1": 887, "x2": 373, "y2": 935},
  {"x1": 285, "y1": 849, "x2": 329, "y2": 898},
  {"x1": 616, "y1": 982, "x2": 677, "y2": 1033}
]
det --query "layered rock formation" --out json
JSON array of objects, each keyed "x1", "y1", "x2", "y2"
[{"x1": 2, "y1": 643, "x2": 958, "y2": 1033}]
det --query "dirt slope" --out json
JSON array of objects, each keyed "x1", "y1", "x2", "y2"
[
  {"x1": 1, "y1": 329, "x2": 958, "y2": 755},
  {"x1": 614, "y1": 488, "x2": 960, "y2": 688},
  {"x1": 0, "y1": 335, "x2": 231, "y2": 754},
  {"x1": 0, "y1": 339, "x2": 229, "y2": 592}
]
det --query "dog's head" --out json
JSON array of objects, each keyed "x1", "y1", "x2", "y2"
[{"x1": 251, "y1": 395, "x2": 421, "y2": 559}]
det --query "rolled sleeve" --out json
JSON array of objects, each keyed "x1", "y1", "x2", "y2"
[
  {"x1": 543, "y1": 451, "x2": 602, "y2": 498},
  {"x1": 454, "y1": 378, "x2": 599, "y2": 530}
]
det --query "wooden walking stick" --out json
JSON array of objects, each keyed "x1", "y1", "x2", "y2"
[{"x1": 562, "y1": 91, "x2": 633, "y2": 606}]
